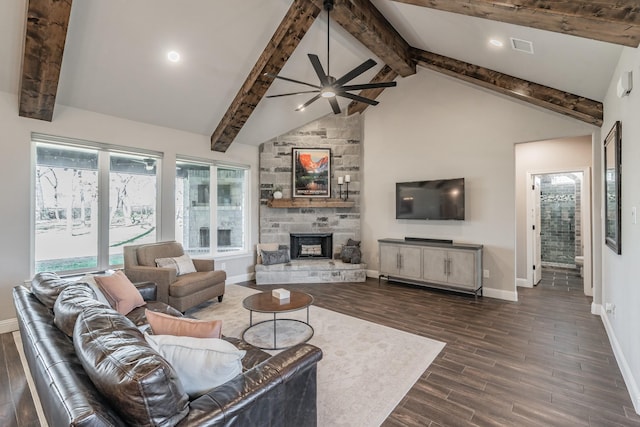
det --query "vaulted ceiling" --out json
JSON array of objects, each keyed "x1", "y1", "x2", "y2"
[{"x1": 9, "y1": 1, "x2": 639, "y2": 152}]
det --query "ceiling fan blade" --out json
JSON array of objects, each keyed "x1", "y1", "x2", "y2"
[
  {"x1": 333, "y1": 59, "x2": 377, "y2": 86},
  {"x1": 337, "y1": 91, "x2": 379, "y2": 106},
  {"x1": 328, "y1": 97, "x2": 341, "y2": 114},
  {"x1": 295, "y1": 94, "x2": 322, "y2": 111},
  {"x1": 341, "y1": 81, "x2": 397, "y2": 91},
  {"x1": 308, "y1": 54, "x2": 329, "y2": 86},
  {"x1": 266, "y1": 90, "x2": 321, "y2": 98},
  {"x1": 264, "y1": 73, "x2": 321, "y2": 89}
]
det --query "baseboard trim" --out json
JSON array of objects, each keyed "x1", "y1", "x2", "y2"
[
  {"x1": 0, "y1": 318, "x2": 18, "y2": 334},
  {"x1": 366, "y1": 269, "x2": 379, "y2": 279},
  {"x1": 227, "y1": 273, "x2": 255, "y2": 284},
  {"x1": 483, "y1": 287, "x2": 518, "y2": 302},
  {"x1": 516, "y1": 278, "x2": 531, "y2": 288},
  {"x1": 591, "y1": 302, "x2": 602, "y2": 316},
  {"x1": 600, "y1": 308, "x2": 640, "y2": 414}
]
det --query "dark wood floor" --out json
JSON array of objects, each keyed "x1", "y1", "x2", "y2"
[
  {"x1": 3, "y1": 267, "x2": 640, "y2": 426},
  {"x1": 247, "y1": 267, "x2": 640, "y2": 426},
  {"x1": 0, "y1": 333, "x2": 39, "y2": 427}
]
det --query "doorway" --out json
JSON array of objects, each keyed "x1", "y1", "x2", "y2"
[{"x1": 526, "y1": 168, "x2": 592, "y2": 296}]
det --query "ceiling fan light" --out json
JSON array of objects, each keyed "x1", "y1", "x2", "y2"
[{"x1": 321, "y1": 89, "x2": 336, "y2": 98}]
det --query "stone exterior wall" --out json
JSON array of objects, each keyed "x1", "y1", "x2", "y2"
[{"x1": 259, "y1": 114, "x2": 362, "y2": 256}]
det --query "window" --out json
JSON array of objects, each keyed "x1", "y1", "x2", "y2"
[
  {"x1": 176, "y1": 159, "x2": 248, "y2": 256},
  {"x1": 108, "y1": 153, "x2": 158, "y2": 265},
  {"x1": 33, "y1": 135, "x2": 161, "y2": 274}
]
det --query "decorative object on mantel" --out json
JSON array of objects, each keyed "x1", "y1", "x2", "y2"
[
  {"x1": 272, "y1": 186, "x2": 283, "y2": 199},
  {"x1": 267, "y1": 198, "x2": 354, "y2": 208},
  {"x1": 337, "y1": 174, "x2": 351, "y2": 200},
  {"x1": 263, "y1": 0, "x2": 397, "y2": 114},
  {"x1": 293, "y1": 147, "x2": 331, "y2": 198}
]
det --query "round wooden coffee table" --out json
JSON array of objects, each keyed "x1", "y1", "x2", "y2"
[{"x1": 242, "y1": 290, "x2": 314, "y2": 350}]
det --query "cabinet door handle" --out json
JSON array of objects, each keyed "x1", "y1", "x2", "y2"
[{"x1": 443, "y1": 258, "x2": 447, "y2": 275}]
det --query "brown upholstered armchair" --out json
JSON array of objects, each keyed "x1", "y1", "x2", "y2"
[{"x1": 123, "y1": 241, "x2": 226, "y2": 312}]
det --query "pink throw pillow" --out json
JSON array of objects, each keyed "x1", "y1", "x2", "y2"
[
  {"x1": 95, "y1": 271, "x2": 146, "y2": 315},
  {"x1": 146, "y1": 309, "x2": 222, "y2": 339}
]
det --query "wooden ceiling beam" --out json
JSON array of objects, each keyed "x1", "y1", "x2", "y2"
[
  {"x1": 321, "y1": 0, "x2": 416, "y2": 77},
  {"x1": 347, "y1": 65, "x2": 398, "y2": 115},
  {"x1": 392, "y1": 0, "x2": 640, "y2": 47},
  {"x1": 210, "y1": 0, "x2": 321, "y2": 152},
  {"x1": 19, "y1": 0, "x2": 73, "y2": 121},
  {"x1": 411, "y1": 47, "x2": 603, "y2": 126}
]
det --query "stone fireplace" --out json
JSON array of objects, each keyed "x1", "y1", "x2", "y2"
[
  {"x1": 290, "y1": 233, "x2": 333, "y2": 260},
  {"x1": 255, "y1": 114, "x2": 366, "y2": 284},
  {"x1": 258, "y1": 114, "x2": 363, "y2": 254}
]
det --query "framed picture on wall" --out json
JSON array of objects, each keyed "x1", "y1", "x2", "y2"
[
  {"x1": 292, "y1": 148, "x2": 331, "y2": 198},
  {"x1": 604, "y1": 120, "x2": 622, "y2": 254}
]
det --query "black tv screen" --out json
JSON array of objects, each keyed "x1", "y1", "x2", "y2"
[{"x1": 396, "y1": 178, "x2": 465, "y2": 220}]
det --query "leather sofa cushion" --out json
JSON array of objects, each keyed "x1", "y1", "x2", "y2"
[
  {"x1": 74, "y1": 306, "x2": 189, "y2": 426},
  {"x1": 31, "y1": 271, "x2": 71, "y2": 310},
  {"x1": 136, "y1": 241, "x2": 184, "y2": 267},
  {"x1": 53, "y1": 283, "x2": 108, "y2": 337},
  {"x1": 170, "y1": 270, "x2": 227, "y2": 297}
]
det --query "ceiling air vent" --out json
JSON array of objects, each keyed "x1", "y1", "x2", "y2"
[{"x1": 510, "y1": 37, "x2": 534, "y2": 54}]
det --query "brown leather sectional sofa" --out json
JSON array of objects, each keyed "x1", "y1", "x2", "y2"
[{"x1": 13, "y1": 272, "x2": 322, "y2": 426}]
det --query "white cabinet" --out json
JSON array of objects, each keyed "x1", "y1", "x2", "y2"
[
  {"x1": 379, "y1": 239, "x2": 483, "y2": 297},
  {"x1": 379, "y1": 243, "x2": 422, "y2": 280},
  {"x1": 422, "y1": 247, "x2": 477, "y2": 289}
]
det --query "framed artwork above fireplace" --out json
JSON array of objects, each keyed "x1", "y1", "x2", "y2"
[{"x1": 292, "y1": 148, "x2": 331, "y2": 198}]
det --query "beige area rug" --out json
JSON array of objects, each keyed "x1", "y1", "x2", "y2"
[{"x1": 191, "y1": 284, "x2": 446, "y2": 427}]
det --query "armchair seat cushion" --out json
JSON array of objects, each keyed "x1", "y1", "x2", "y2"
[{"x1": 170, "y1": 270, "x2": 226, "y2": 298}]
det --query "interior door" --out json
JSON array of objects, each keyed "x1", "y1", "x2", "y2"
[{"x1": 532, "y1": 176, "x2": 542, "y2": 285}]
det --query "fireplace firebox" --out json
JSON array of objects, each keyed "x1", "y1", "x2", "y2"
[{"x1": 290, "y1": 233, "x2": 333, "y2": 260}]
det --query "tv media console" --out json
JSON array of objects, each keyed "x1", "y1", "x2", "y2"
[{"x1": 378, "y1": 238, "x2": 483, "y2": 298}]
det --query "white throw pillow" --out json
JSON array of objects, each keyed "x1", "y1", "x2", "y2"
[
  {"x1": 77, "y1": 274, "x2": 112, "y2": 307},
  {"x1": 155, "y1": 254, "x2": 197, "y2": 276},
  {"x1": 144, "y1": 334, "x2": 245, "y2": 398}
]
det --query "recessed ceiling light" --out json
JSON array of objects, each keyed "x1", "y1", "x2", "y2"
[
  {"x1": 167, "y1": 51, "x2": 180, "y2": 62},
  {"x1": 489, "y1": 39, "x2": 504, "y2": 47}
]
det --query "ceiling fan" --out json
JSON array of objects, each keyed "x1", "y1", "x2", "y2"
[{"x1": 264, "y1": 0, "x2": 396, "y2": 114}]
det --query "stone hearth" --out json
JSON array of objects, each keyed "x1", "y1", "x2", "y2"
[{"x1": 255, "y1": 259, "x2": 366, "y2": 285}]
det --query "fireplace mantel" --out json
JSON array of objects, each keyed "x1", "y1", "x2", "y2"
[{"x1": 267, "y1": 198, "x2": 355, "y2": 208}]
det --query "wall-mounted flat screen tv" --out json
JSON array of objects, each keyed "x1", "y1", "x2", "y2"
[{"x1": 396, "y1": 178, "x2": 465, "y2": 220}]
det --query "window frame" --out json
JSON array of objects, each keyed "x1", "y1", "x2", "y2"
[
  {"x1": 31, "y1": 133, "x2": 163, "y2": 276},
  {"x1": 175, "y1": 156, "x2": 250, "y2": 258}
]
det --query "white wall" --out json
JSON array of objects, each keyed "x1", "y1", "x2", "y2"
[
  {"x1": 514, "y1": 136, "x2": 592, "y2": 280},
  {"x1": 600, "y1": 47, "x2": 640, "y2": 413},
  {"x1": 0, "y1": 91, "x2": 259, "y2": 321},
  {"x1": 361, "y1": 68, "x2": 594, "y2": 300}
]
